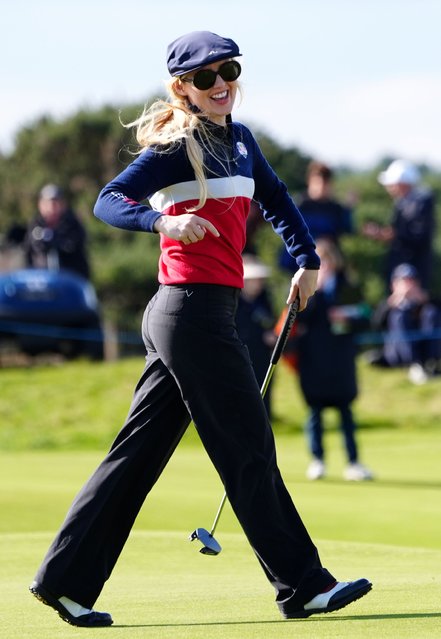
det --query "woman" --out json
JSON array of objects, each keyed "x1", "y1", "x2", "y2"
[
  {"x1": 29, "y1": 31, "x2": 371, "y2": 626},
  {"x1": 293, "y1": 238, "x2": 373, "y2": 481}
]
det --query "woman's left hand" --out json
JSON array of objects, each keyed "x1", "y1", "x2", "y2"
[
  {"x1": 287, "y1": 268, "x2": 318, "y2": 311},
  {"x1": 153, "y1": 213, "x2": 219, "y2": 244}
]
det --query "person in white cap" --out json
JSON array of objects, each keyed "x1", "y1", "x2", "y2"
[{"x1": 363, "y1": 159, "x2": 435, "y2": 290}]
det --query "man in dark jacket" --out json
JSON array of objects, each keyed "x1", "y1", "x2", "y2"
[{"x1": 25, "y1": 184, "x2": 90, "y2": 280}]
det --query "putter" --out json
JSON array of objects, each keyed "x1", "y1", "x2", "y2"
[{"x1": 189, "y1": 296, "x2": 300, "y2": 555}]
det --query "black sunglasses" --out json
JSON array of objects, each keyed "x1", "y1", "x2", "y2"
[{"x1": 182, "y1": 60, "x2": 241, "y2": 91}]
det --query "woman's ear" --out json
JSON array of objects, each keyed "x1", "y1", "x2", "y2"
[{"x1": 174, "y1": 79, "x2": 188, "y2": 97}]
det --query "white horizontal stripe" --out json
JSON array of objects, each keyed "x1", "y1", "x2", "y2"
[{"x1": 150, "y1": 175, "x2": 255, "y2": 212}]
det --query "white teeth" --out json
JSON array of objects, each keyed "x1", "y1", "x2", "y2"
[{"x1": 212, "y1": 90, "x2": 228, "y2": 99}]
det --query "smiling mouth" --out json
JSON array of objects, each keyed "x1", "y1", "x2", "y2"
[{"x1": 211, "y1": 90, "x2": 228, "y2": 101}]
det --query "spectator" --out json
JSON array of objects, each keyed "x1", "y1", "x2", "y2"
[
  {"x1": 236, "y1": 255, "x2": 276, "y2": 416},
  {"x1": 363, "y1": 159, "x2": 435, "y2": 290},
  {"x1": 25, "y1": 184, "x2": 90, "y2": 280},
  {"x1": 293, "y1": 238, "x2": 373, "y2": 481},
  {"x1": 279, "y1": 161, "x2": 353, "y2": 273},
  {"x1": 367, "y1": 263, "x2": 441, "y2": 384}
]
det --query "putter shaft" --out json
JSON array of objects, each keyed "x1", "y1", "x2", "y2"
[
  {"x1": 191, "y1": 297, "x2": 300, "y2": 553},
  {"x1": 210, "y1": 492, "x2": 227, "y2": 536}
]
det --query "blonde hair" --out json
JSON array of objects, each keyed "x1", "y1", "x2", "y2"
[
  {"x1": 315, "y1": 238, "x2": 345, "y2": 271},
  {"x1": 123, "y1": 77, "x2": 235, "y2": 211}
]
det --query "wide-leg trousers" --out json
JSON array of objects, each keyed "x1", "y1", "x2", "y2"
[{"x1": 34, "y1": 284, "x2": 334, "y2": 609}]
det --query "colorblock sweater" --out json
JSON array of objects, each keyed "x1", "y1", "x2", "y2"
[{"x1": 94, "y1": 121, "x2": 319, "y2": 288}]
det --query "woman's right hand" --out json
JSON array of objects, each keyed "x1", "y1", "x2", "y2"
[
  {"x1": 287, "y1": 267, "x2": 318, "y2": 311},
  {"x1": 153, "y1": 213, "x2": 220, "y2": 245}
]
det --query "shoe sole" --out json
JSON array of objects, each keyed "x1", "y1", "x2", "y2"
[
  {"x1": 282, "y1": 581, "x2": 372, "y2": 619},
  {"x1": 29, "y1": 582, "x2": 113, "y2": 627}
]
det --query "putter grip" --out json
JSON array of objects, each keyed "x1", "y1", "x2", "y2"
[{"x1": 270, "y1": 297, "x2": 300, "y2": 365}]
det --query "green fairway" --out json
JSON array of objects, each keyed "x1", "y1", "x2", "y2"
[
  {"x1": 1, "y1": 358, "x2": 440, "y2": 637},
  {"x1": 3, "y1": 530, "x2": 441, "y2": 639},
  {"x1": 1, "y1": 427, "x2": 441, "y2": 638}
]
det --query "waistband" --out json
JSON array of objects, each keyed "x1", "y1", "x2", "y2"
[
  {"x1": 158, "y1": 283, "x2": 241, "y2": 310},
  {"x1": 161, "y1": 283, "x2": 240, "y2": 294}
]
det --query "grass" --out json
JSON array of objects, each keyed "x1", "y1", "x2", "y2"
[
  {"x1": 1, "y1": 355, "x2": 441, "y2": 449},
  {"x1": 0, "y1": 357, "x2": 139, "y2": 450},
  {"x1": 1, "y1": 357, "x2": 441, "y2": 637},
  {"x1": 3, "y1": 531, "x2": 441, "y2": 639}
]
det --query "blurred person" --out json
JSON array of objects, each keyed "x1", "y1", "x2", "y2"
[
  {"x1": 29, "y1": 31, "x2": 371, "y2": 627},
  {"x1": 367, "y1": 263, "x2": 441, "y2": 384},
  {"x1": 235, "y1": 255, "x2": 276, "y2": 416},
  {"x1": 363, "y1": 159, "x2": 435, "y2": 290},
  {"x1": 293, "y1": 238, "x2": 373, "y2": 481},
  {"x1": 279, "y1": 161, "x2": 354, "y2": 273},
  {"x1": 4, "y1": 222, "x2": 27, "y2": 246},
  {"x1": 25, "y1": 184, "x2": 90, "y2": 279},
  {"x1": 1, "y1": 222, "x2": 28, "y2": 271}
]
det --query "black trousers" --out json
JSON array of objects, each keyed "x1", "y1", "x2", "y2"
[{"x1": 34, "y1": 284, "x2": 334, "y2": 608}]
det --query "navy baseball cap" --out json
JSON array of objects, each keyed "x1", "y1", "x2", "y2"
[
  {"x1": 391, "y1": 263, "x2": 418, "y2": 280},
  {"x1": 167, "y1": 31, "x2": 242, "y2": 77}
]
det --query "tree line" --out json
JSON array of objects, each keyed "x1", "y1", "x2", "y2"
[{"x1": 0, "y1": 97, "x2": 440, "y2": 334}]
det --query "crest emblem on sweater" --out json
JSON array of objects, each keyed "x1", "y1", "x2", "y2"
[{"x1": 236, "y1": 141, "x2": 248, "y2": 158}]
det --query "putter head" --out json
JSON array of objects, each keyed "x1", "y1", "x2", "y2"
[{"x1": 189, "y1": 528, "x2": 222, "y2": 555}]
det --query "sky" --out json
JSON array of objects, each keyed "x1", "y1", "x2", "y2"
[{"x1": 2, "y1": 0, "x2": 441, "y2": 170}]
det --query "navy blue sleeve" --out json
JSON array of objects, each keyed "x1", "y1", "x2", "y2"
[
  {"x1": 94, "y1": 149, "x2": 164, "y2": 232},
  {"x1": 243, "y1": 127, "x2": 320, "y2": 270}
]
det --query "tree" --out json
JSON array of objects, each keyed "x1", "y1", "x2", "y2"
[
  {"x1": 1, "y1": 102, "x2": 440, "y2": 339},
  {"x1": 250, "y1": 130, "x2": 311, "y2": 193}
]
